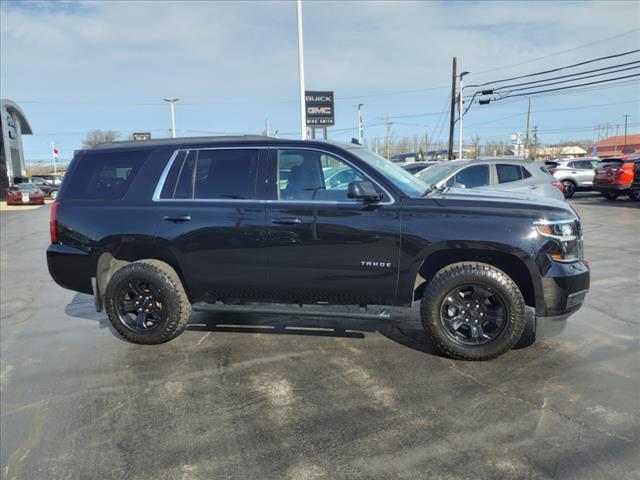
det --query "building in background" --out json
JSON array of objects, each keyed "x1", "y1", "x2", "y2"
[
  {"x1": 1, "y1": 99, "x2": 33, "y2": 198},
  {"x1": 595, "y1": 134, "x2": 640, "y2": 157}
]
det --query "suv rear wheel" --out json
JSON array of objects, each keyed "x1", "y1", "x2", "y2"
[
  {"x1": 420, "y1": 262, "x2": 526, "y2": 360},
  {"x1": 104, "y1": 259, "x2": 191, "y2": 344},
  {"x1": 561, "y1": 180, "x2": 576, "y2": 198},
  {"x1": 629, "y1": 189, "x2": 640, "y2": 201}
]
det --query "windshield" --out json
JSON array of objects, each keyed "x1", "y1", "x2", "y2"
[
  {"x1": 415, "y1": 163, "x2": 460, "y2": 185},
  {"x1": 348, "y1": 148, "x2": 427, "y2": 197}
]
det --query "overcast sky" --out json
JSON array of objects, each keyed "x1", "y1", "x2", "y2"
[{"x1": 1, "y1": 0, "x2": 639, "y2": 162}]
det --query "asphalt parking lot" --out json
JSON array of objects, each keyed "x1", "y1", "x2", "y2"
[{"x1": 1, "y1": 192, "x2": 638, "y2": 480}]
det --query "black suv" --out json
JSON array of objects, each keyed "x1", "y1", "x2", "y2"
[{"x1": 47, "y1": 136, "x2": 590, "y2": 360}]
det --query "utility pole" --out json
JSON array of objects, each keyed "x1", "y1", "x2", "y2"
[
  {"x1": 623, "y1": 114, "x2": 630, "y2": 154},
  {"x1": 384, "y1": 118, "x2": 394, "y2": 160},
  {"x1": 164, "y1": 98, "x2": 179, "y2": 138},
  {"x1": 296, "y1": 0, "x2": 307, "y2": 140},
  {"x1": 355, "y1": 103, "x2": 364, "y2": 144},
  {"x1": 524, "y1": 98, "x2": 531, "y2": 154},
  {"x1": 448, "y1": 57, "x2": 457, "y2": 160},
  {"x1": 458, "y1": 70, "x2": 470, "y2": 159}
]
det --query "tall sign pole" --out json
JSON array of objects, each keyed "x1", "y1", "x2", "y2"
[
  {"x1": 448, "y1": 57, "x2": 457, "y2": 160},
  {"x1": 51, "y1": 142, "x2": 57, "y2": 176},
  {"x1": 623, "y1": 114, "x2": 630, "y2": 154},
  {"x1": 356, "y1": 103, "x2": 364, "y2": 144},
  {"x1": 296, "y1": 0, "x2": 307, "y2": 140}
]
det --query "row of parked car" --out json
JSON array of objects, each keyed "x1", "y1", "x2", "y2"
[
  {"x1": 398, "y1": 155, "x2": 640, "y2": 202},
  {"x1": 5, "y1": 175, "x2": 63, "y2": 205}
]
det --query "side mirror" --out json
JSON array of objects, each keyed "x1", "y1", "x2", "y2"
[{"x1": 347, "y1": 181, "x2": 382, "y2": 202}]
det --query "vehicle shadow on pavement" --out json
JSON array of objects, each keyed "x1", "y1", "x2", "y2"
[{"x1": 64, "y1": 293, "x2": 445, "y2": 357}]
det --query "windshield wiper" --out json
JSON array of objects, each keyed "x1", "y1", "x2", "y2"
[{"x1": 421, "y1": 184, "x2": 435, "y2": 197}]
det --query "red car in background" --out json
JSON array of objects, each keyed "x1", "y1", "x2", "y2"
[
  {"x1": 592, "y1": 154, "x2": 640, "y2": 201},
  {"x1": 6, "y1": 183, "x2": 46, "y2": 205}
]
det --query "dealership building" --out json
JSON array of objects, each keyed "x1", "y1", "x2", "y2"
[{"x1": 1, "y1": 99, "x2": 32, "y2": 198}]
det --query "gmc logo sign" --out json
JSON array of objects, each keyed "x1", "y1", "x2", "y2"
[
  {"x1": 307, "y1": 106, "x2": 332, "y2": 116},
  {"x1": 305, "y1": 90, "x2": 335, "y2": 127}
]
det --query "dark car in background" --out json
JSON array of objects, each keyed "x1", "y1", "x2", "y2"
[
  {"x1": 593, "y1": 155, "x2": 640, "y2": 201},
  {"x1": 631, "y1": 162, "x2": 640, "y2": 201},
  {"x1": 6, "y1": 183, "x2": 46, "y2": 205},
  {"x1": 399, "y1": 160, "x2": 441, "y2": 175},
  {"x1": 29, "y1": 177, "x2": 59, "y2": 199}
]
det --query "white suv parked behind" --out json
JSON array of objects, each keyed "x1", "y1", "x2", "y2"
[{"x1": 553, "y1": 158, "x2": 601, "y2": 198}]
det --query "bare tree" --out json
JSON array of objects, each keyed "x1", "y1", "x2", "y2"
[
  {"x1": 471, "y1": 135, "x2": 482, "y2": 157},
  {"x1": 82, "y1": 129, "x2": 120, "y2": 148}
]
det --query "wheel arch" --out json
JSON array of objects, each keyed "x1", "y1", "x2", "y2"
[
  {"x1": 95, "y1": 248, "x2": 189, "y2": 308},
  {"x1": 411, "y1": 247, "x2": 539, "y2": 310}
]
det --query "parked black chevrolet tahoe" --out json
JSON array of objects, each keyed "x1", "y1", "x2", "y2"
[{"x1": 47, "y1": 136, "x2": 590, "y2": 360}]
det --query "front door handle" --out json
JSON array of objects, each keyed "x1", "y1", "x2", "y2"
[
  {"x1": 529, "y1": 185, "x2": 537, "y2": 189},
  {"x1": 271, "y1": 217, "x2": 303, "y2": 225},
  {"x1": 163, "y1": 215, "x2": 192, "y2": 222}
]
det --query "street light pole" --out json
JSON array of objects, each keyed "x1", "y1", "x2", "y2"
[
  {"x1": 623, "y1": 114, "x2": 630, "y2": 154},
  {"x1": 458, "y1": 71, "x2": 470, "y2": 159},
  {"x1": 296, "y1": 0, "x2": 307, "y2": 140},
  {"x1": 356, "y1": 103, "x2": 364, "y2": 144},
  {"x1": 164, "y1": 98, "x2": 179, "y2": 138}
]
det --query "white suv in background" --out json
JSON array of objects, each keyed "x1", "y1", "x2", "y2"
[{"x1": 552, "y1": 158, "x2": 601, "y2": 198}]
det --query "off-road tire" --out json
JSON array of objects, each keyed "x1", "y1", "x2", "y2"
[
  {"x1": 105, "y1": 259, "x2": 191, "y2": 344},
  {"x1": 420, "y1": 262, "x2": 526, "y2": 360}
]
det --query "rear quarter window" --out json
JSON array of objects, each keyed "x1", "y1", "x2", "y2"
[{"x1": 64, "y1": 150, "x2": 149, "y2": 200}]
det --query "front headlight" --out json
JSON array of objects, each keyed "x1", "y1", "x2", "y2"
[{"x1": 534, "y1": 219, "x2": 583, "y2": 263}]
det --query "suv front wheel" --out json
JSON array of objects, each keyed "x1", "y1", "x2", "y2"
[
  {"x1": 104, "y1": 259, "x2": 191, "y2": 344},
  {"x1": 420, "y1": 262, "x2": 526, "y2": 360}
]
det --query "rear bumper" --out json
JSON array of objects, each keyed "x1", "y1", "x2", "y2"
[
  {"x1": 47, "y1": 244, "x2": 97, "y2": 295},
  {"x1": 592, "y1": 184, "x2": 630, "y2": 193}
]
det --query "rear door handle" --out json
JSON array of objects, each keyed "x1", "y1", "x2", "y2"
[
  {"x1": 163, "y1": 215, "x2": 192, "y2": 222},
  {"x1": 271, "y1": 217, "x2": 302, "y2": 225}
]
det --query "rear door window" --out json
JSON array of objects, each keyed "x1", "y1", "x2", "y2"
[
  {"x1": 166, "y1": 149, "x2": 259, "y2": 200},
  {"x1": 64, "y1": 150, "x2": 148, "y2": 199},
  {"x1": 496, "y1": 164, "x2": 524, "y2": 184}
]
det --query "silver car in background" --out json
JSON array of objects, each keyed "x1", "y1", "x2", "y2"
[
  {"x1": 415, "y1": 157, "x2": 565, "y2": 201},
  {"x1": 552, "y1": 157, "x2": 601, "y2": 198}
]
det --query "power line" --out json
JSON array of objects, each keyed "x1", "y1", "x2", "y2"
[
  {"x1": 472, "y1": 29, "x2": 640, "y2": 76},
  {"x1": 465, "y1": 60, "x2": 640, "y2": 96},
  {"x1": 495, "y1": 73, "x2": 640, "y2": 100},
  {"x1": 495, "y1": 64, "x2": 640, "y2": 96},
  {"x1": 467, "y1": 49, "x2": 640, "y2": 88}
]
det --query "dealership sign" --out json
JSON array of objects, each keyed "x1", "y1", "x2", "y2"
[
  {"x1": 132, "y1": 132, "x2": 151, "y2": 141},
  {"x1": 305, "y1": 91, "x2": 334, "y2": 126}
]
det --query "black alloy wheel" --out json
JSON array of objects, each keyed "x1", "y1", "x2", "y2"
[
  {"x1": 115, "y1": 279, "x2": 164, "y2": 333},
  {"x1": 439, "y1": 284, "x2": 507, "y2": 346}
]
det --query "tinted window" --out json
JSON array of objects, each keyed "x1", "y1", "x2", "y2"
[
  {"x1": 497, "y1": 164, "x2": 523, "y2": 184},
  {"x1": 64, "y1": 150, "x2": 148, "y2": 199},
  {"x1": 159, "y1": 151, "x2": 187, "y2": 198},
  {"x1": 188, "y1": 149, "x2": 258, "y2": 200},
  {"x1": 174, "y1": 151, "x2": 196, "y2": 199},
  {"x1": 278, "y1": 149, "x2": 365, "y2": 201},
  {"x1": 574, "y1": 160, "x2": 594, "y2": 169},
  {"x1": 448, "y1": 164, "x2": 490, "y2": 188},
  {"x1": 522, "y1": 167, "x2": 532, "y2": 178}
]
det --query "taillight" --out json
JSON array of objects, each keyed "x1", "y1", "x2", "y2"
[
  {"x1": 548, "y1": 168, "x2": 557, "y2": 175},
  {"x1": 50, "y1": 201, "x2": 58, "y2": 244},
  {"x1": 552, "y1": 181, "x2": 563, "y2": 192}
]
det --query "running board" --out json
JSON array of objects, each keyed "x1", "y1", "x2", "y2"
[{"x1": 192, "y1": 302, "x2": 391, "y2": 320}]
